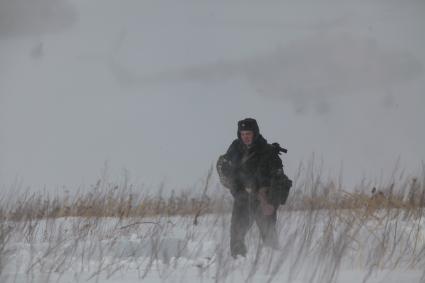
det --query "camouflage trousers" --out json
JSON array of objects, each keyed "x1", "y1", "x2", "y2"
[{"x1": 230, "y1": 190, "x2": 279, "y2": 258}]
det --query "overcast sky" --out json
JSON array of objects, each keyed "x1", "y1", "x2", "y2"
[{"x1": 1, "y1": 0, "x2": 424, "y2": 192}]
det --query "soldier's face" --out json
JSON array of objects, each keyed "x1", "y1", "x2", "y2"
[{"x1": 240, "y1": 130, "x2": 254, "y2": 145}]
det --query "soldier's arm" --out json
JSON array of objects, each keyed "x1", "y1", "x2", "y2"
[
  {"x1": 269, "y1": 149, "x2": 284, "y2": 174},
  {"x1": 258, "y1": 187, "x2": 270, "y2": 205},
  {"x1": 258, "y1": 187, "x2": 276, "y2": 215}
]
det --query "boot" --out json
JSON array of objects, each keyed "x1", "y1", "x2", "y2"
[{"x1": 231, "y1": 241, "x2": 247, "y2": 259}]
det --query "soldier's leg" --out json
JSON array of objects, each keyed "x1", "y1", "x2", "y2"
[
  {"x1": 255, "y1": 205, "x2": 279, "y2": 249},
  {"x1": 230, "y1": 193, "x2": 254, "y2": 258}
]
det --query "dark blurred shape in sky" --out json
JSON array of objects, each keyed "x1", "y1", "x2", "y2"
[{"x1": 0, "y1": 0, "x2": 77, "y2": 38}]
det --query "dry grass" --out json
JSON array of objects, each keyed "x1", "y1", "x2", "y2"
[
  {"x1": 0, "y1": 161, "x2": 424, "y2": 282},
  {"x1": 1, "y1": 176, "x2": 423, "y2": 222}
]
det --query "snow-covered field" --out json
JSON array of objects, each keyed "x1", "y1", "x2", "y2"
[
  {"x1": 1, "y1": 208, "x2": 424, "y2": 283},
  {"x1": 1, "y1": 0, "x2": 425, "y2": 282}
]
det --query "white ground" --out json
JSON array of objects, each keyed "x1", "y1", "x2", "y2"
[{"x1": 1, "y1": 210, "x2": 424, "y2": 282}]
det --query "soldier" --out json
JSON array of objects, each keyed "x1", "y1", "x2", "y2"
[{"x1": 217, "y1": 118, "x2": 292, "y2": 258}]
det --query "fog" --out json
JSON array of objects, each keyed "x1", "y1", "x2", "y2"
[{"x1": 1, "y1": 0, "x2": 424, "y2": 192}]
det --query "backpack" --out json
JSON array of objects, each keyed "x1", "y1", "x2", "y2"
[{"x1": 269, "y1": 143, "x2": 292, "y2": 205}]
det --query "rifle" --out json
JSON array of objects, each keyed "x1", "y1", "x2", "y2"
[{"x1": 271, "y1": 143, "x2": 288, "y2": 154}]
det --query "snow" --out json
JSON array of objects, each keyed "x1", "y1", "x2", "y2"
[{"x1": 1, "y1": 211, "x2": 424, "y2": 282}]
